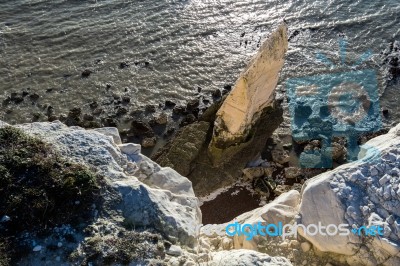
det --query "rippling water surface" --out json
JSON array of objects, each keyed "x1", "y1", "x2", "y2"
[{"x1": 0, "y1": 0, "x2": 399, "y2": 124}]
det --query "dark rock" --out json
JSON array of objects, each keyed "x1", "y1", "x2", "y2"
[
  {"x1": 197, "y1": 87, "x2": 202, "y2": 93},
  {"x1": 212, "y1": 89, "x2": 222, "y2": 99},
  {"x1": 10, "y1": 92, "x2": 24, "y2": 104},
  {"x1": 68, "y1": 107, "x2": 82, "y2": 119},
  {"x1": 203, "y1": 99, "x2": 210, "y2": 105},
  {"x1": 48, "y1": 115, "x2": 58, "y2": 122},
  {"x1": 102, "y1": 117, "x2": 118, "y2": 127},
  {"x1": 122, "y1": 96, "x2": 131, "y2": 104},
  {"x1": 180, "y1": 114, "x2": 197, "y2": 127},
  {"x1": 106, "y1": 83, "x2": 112, "y2": 89},
  {"x1": 29, "y1": 93, "x2": 40, "y2": 101},
  {"x1": 46, "y1": 106, "x2": 54, "y2": 117},
  {"x1": 223, "y1": 85, "x2": 232, "y2": 91},
  {"x1": 148, "y1": 118, "x2": 157, "y2": 127},
  {"x1": 119, "y1": 62, "x2": 130, "y2": 69},
  {"x1": 173, "y1": 105, "x2": 186, "y2": 115},
  {"x1": 22, "y1": 90, "x2": 29, "y2": 97},
  {"x1": 5, "y1": 109, "x2": 12, "y2": 114},
  {"x1": 32, "y1": 112, "x2": 41, "y2": 122},
  {"x1": 142, "y1": 137, "x2": 157, "y2": 148},
  {"x1": 165, "y1": 100, "x2": 176, "y2": 108},
  {"x1": 383, "y1": 109, "x2": 389, "y2": 117},
  {"x1": 186, "y1": 99, "x2": 200, "y2": 111},
  {"x1": 46, "y1": 88, "x2": 54, "y2": 93},
  {"x1": 130, "y1": 120, "x2": 155, "y2": 138},
  {"x1": 116, "y1": 107, "x2": 128, "y2": 116},
  {"x1": 81, "y1": 69, "x2": 92, "y2": 78},
  {"x1": 144, "y1": 61, "x2": 150, "y2": 67},
  {"x1": 58, "y1": 114, "x2": 67, "y2": 122},
  {"x1": 89, "y1": 101, "x2": 98, "y2": 109},
  {"x1": 145, "y1": 105, "x2": 156, "y2": 113},
  {"x1": 82, "y1": 121, "x2": 102, "y2": 129},
  {"x1": 83, "y1": 114, "x2": 94, "y2": 121},
  {"x1": 240, "y1": 32, "x2": 246, "y2": 37},
  {"x1": 192, "y1": 108, "x2": 200, "y2": 118},
  {"x1": 165, "y1": 127, "x2": 175, "y2": 136},
  {"x1": 130, "y1": 109, "x2": 143, "y2": 117}
]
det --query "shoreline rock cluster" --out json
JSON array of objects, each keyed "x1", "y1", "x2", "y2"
[{"x1": 1, "y1": 120, "x2": 399, "y2": 265}]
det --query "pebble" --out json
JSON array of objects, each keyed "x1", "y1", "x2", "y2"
[
  {"x1": 300, "y1": 242, "x2": 311, "y2": 252},
  {"x1": 33, "y1": 245, "x2": 42, "y2": 252}
]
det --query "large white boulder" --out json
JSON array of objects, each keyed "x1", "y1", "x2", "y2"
[
  {"x1": 298, "y1": 124, "x2": 400, "y2": 265},
  {"x1": 8, "y1": 121, "x2": 201, "y2": 247}
]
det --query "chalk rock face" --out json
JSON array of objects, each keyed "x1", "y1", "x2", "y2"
[
  {"x1": 298, "y1": 124, "x2": 400, "y2": 265},
  {"x1": 209, "y1": 23, "x2": 288, "y2": 164},
  {"x1": 11, "y1": 121, "x2": 201, "y2": 246},
  {"x1": 205, "y1": 250, "x2": 292, "y2": 266}
]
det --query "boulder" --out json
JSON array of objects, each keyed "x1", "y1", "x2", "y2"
[
  {"x1": 8, "y1": 121, "x2": 201, "y2": 247},
  {"x1": 208, "y1": 23, "x2": 288, "y2": 165},
  {"x1": 298, "y1": 123, "x2": 400, "y2": 265}
]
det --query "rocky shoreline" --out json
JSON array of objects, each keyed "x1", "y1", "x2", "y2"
[{"x1": 1, "y1": 22, "x2": 400, "y2": 266}]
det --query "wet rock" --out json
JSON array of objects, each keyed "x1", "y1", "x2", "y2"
[
  {"x1": 186, "y1": 99, "x2": 200, "y2": 111},
  {"x1": 29, "y1": 93, "x2": 40, "y2": 101},
  {"x1": 142, "y1": 137, "x2": 157, "y2": 148},
  {"x1": 48, "y1": 115, "x2": 58, "y2": 122},
  {"x1": 46, "y1": 106, "x2": 54, "y2": 117},
  {"x1": 116, "y1": 107, "x2": 128, "y2": 116},
  {"x1": 68, "y1": 107, "x2": 82, "y2": 119},
  {"x1": 102, "y1": 117, "x2": 118, "y2": 127},
  {"x1": 173, "y1": 105, "x2": 186, "y2": 115},
  {"x1": 81, "y1": 69, "x2": 92, "y2": 78},
  {"x1": 32, "y1": 112, "x2": 42, "y2": 122},
  {"x1": 145, "y1": 105, "x2": 156, "y2": 113},
  {"x1": 89, "y1": 101, "x2": 98, "y2": 109},
  {"x1": 129, "y1": 109, "x2": 143, "y2": 117},
  {"x1": 165, "y1": 127, "x2": 175, "y2": 136},
  {"x1": 383, "y1": 109, "x2": 389, "y2": 117},
  {"x1": 119, "y1": 62, "x2": 130, "y2": 69},
  {"x1": 130, "y1": 120, "x2": 154, "y2": 138},
  {"x1": 122, "y1": 96, "x2": 131, "y2": 104},
  {"x1": 83, "y1": 114, "x2": 94, "y2": 121},
  {"x1": 10, "y1": 92, "x2": 24, "y2": 104},
  {"x1": 180, "y1": 114, "x2": 196, "y2": 127},
  {"x1": 165, "y1": 100, "x2": 176, "y2": 108},
  {"x1": 155, "y1": 112, "x2": 168, "y2": 125},
  {"x1": 211, "y1": 89, "x2": 222, "y2": 99}
]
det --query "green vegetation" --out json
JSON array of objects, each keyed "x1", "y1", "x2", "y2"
[
  {"x1": 74, "y1": 231, "x2": 166, "y2": 265},
  {"x1": 0, "y1": 126, "x2": 102, "y2": 264}
]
